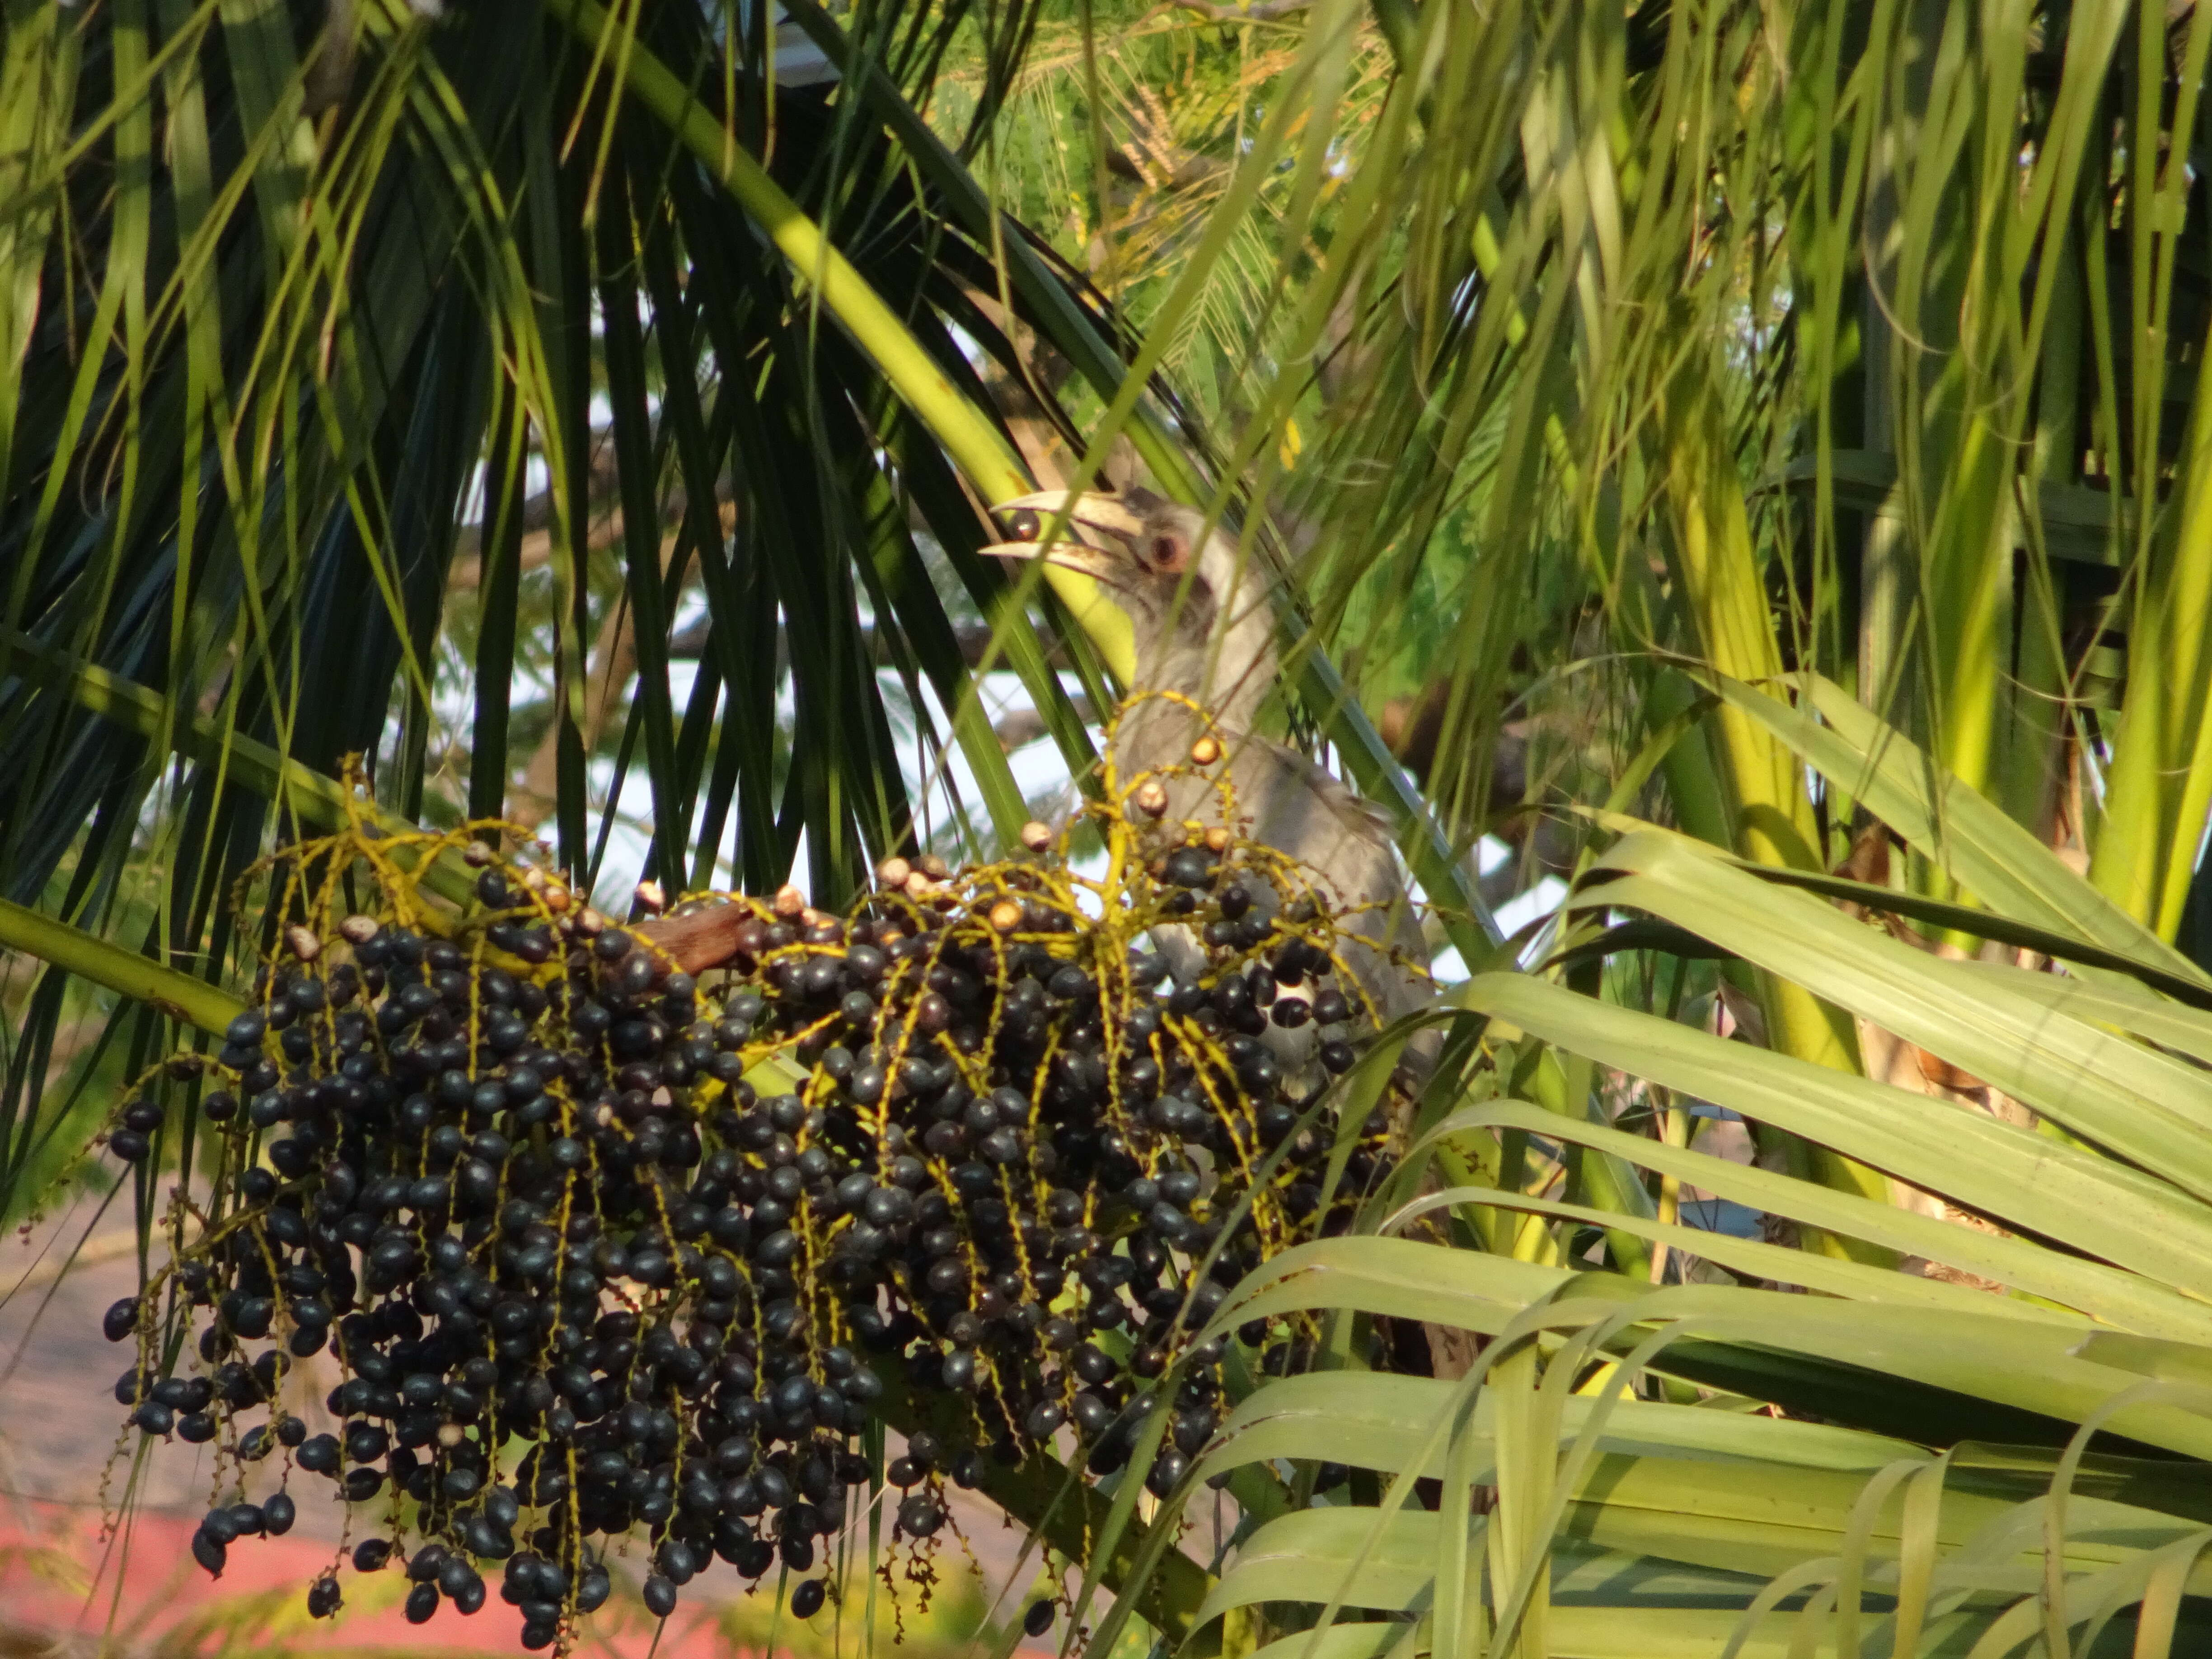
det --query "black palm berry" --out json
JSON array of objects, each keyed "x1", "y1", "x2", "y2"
[
  {"x1": 108, "y1": 812, "x2": 1405, "y2": 1658},
  {"x1": 295, "y1": 1434, "x2": 339, "y2": 1474},
  {"x1": 102, "y1": 1297, "x2": 140, "y2": 1342},
  {"x1": 577, "y1": 1565, "x2": 612, "y2": 1613},
  {"x1": 1163, "y1": 848, "x2": 1216, "y2": 887}
]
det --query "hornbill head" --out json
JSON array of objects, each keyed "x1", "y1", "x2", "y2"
[{"x1": 982, "y1": 487, "x2": 1275, "y2": 728}]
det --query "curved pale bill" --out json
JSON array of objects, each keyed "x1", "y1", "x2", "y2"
[{"x1": 979, "y1": 491, "x2": 1141, "y2": 684}]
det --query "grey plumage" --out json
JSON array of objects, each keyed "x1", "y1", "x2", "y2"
[{"x1": 984, "y1": 487, "x2": 1432, "y2": 1045}]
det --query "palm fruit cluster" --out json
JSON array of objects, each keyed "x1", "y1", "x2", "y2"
[{"x1": 101, "y1": 725, "x2": 1411, "y2": 1655}]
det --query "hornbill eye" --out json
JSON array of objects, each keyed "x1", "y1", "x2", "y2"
[{"x1": 1147, "y1": 532, "x2": 1190, "y2": 572}]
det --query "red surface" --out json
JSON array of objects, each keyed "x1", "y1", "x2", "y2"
[
  {"x1": 0, "y1": 1497, "x2": 1054, "y2": 1659},
  {"x1": 0, "y1": 1204, "x2": 1079, "y2": 1659},
  {"x1": 0, "y1": 1500, "x2": 518, "y2": 1657}
]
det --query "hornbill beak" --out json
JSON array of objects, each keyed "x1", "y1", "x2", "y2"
[
  {"x1": 982, "y1": 490, "x2": 1141, "y2": 683},
  {"x1": 980, "y1": 490, "x2": 1149, "y2": 582}
]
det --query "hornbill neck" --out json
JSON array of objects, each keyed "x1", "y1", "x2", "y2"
[
  {"x1": 976, "y1": 487, "x2": 1279, "y2": 732},
  {"x1": 1137, "y1": 558, "x2": 1277, "y2": 734}
]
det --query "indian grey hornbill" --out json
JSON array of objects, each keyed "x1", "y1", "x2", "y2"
[{"x1": 981, "y1": 486, "x2": 1434, "y2": 1054}]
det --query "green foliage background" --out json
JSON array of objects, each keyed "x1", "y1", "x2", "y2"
[{"x1": 13, "y1": 0, "x2": 2212, "y2": 1650}]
